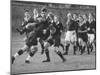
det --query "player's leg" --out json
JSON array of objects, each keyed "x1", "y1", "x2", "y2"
[
  {"x1": 63, "y1": 42, "x2": 70, "y2": 55},
  {"x1": 39, "y1": 38, "x2": 45, "y2": 54},
  {"x1": 54, "y1": 37, "x2": 66, "y2": 62},
  {"x1": 73, "y1": 33, "x2": 77, "y2": 55},
  {"x1": 73, "y1": 43, "x2": 77, "y2": 55},
  {"x1": 25, "y1": 46, "x2": 38, "y2": 63},
  {"x1": 90, "y1": 34, "x2": 95, "y2": 52},
  {"x1": 54, "y1": 46, "x2": 66, "y2": 62},
  {"x1": 12, "y1": 44, "x2": 29, "y2": 64},
  {"x1": 63, "y1": 31, "x2": 70, "y2": 55},
  {"x1": 87, "y1": 34, "x2": 92, "y2": 54},
  {"x1": 42, "y1": 42, "x2": 51, "y2": 62},
  {"x1": 25, "y1": 36, "x2": 38, "y2": 63},
  {"x1": 80, "y1": 44, "x2": 86, "y2": 55},
  {"x1": 59, "y1": 43, "x2": 64, "y2": 51},
  {"x1": 63, "y1": 31, "x2": 71, "y2": 55}
]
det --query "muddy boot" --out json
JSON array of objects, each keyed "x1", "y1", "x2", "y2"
[{"x1": 11, "y1": 56, "x2": 15, "y2": 64}]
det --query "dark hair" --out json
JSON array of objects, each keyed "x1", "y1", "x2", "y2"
[
  {"x1": 41, "y1": 7, "x2": 47, "y2": 12},
  {"x1": 73, "y1": 13, "x2": 78, "y2": 16},
  {"x1": 24, "y1": 9, "x2": 30, "y2": 12}
]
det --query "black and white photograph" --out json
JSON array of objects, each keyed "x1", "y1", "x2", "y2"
[{"x1": 11, "y1": 0, "x2": 96, "y2": 74}]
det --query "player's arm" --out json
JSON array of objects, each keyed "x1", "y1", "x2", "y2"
[{"x1": 60, "y1": 23, "x2": 64, "y2": 32}]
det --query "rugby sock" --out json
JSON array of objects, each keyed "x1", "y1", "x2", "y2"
[
  {"x1": 14, "y1": 49, "x2": 23, "y2": 58},
  {"x1": 56, "y1": 51, "x2": 66, "y2": 62},
  {"x1": 41, "y1": 44, "x2": 44, "y2": 54},
  {"x1": 12, "y1": 56, "x2": 15, "y2": 64},
  {"x1": 66, "y1": 44, "x2": 70, "y2": 54},
  {"x1": 63, "y1": 44, "x2": 70, "y2": 55},
  {"x1": 45, "y1": 49, "x2": 50, "y2": 61},
  {"x1": 60, "y1": 43, "x2": 64, "y2": 51},
  {"x1": 43, "y1": 49, "x2": 50, "y2": 62},
  {"x1": 81, "y1": 46, "x2": 85, "y2": 55},
  {"x1": 73, "y1": 46, "x2": 77, "y2": 55},
  {"x1": 18, "y1": 49, "x2": 23, "y2": 55}
]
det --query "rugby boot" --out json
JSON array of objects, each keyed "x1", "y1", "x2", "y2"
[
  {"x1": 42, "y1": 59, "x2": 50, "y2": 62},
  {"x1": 25, "y1": 60, "x2": 30, "y2": 64},
  {"x1": 12, "y1": 56, "x2": 15, "y2": 64}
]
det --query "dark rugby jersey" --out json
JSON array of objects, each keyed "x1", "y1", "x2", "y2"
[
  {"x1": 78, "y1": 22, "x2": 88, "y2": 31},
  {"x1": 52, "y1": 22, "x2": 63, "y2": 36},
  {"x1": 68, "y1": 20, "x2": 78, "y2": 31},
  {"x1": 35, "y1": 17, "x2": 51, "y2": 40},
  {"x1": 88, "y1": 21, "x2": 96, "y2": 34},
  {"x1": 78, "y1": 22, "x2": 88, "y2": 42},
  {"x1": 39, "y1": 29, "x2": 50, "y2": 40}
]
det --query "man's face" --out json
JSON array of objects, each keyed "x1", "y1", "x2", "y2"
[
  {"x1": 41, "y1": 12, "x2": 46, "y2": 17},
  {"x1": 83, "y1": 15, "x2": 87, "y2": 21},
  {"x1": 25, "y1": 12, "x2": 30, "y2": 17},
  {"x1": 43, "y1": 29, "x2": 46, "y2": 34},
  {"x1": 79, "y1": 16, "x2": 84, "y2": 25},
  {"x1": 73, "y1": 14, "x2": 77, "y2": 20},
  {"x1": 67, "y1": 13, "x2": 72, "y2": 20},
  {"x1": 89, "y1": 13, "x2": 93, "y2": 22},
  {"x1": 33, "y1": 9, "x2": 38, "y2": 16},
  {"x1": 54, "y1": 16, "x2": 58, "y2": 23}
]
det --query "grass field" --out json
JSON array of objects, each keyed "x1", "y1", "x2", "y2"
[{"x1": 11, "y1": 33, "x2": 96, "y2": 74}]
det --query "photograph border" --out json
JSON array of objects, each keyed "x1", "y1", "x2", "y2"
[{"x1": 10, "y1": 0, "x2": 96, "y2": 75}]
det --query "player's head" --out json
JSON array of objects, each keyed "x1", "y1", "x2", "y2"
[
  {"x1": 24, "y1": 9, "x2": 30, "y2": 17},
  {"x1": 33, "y1": 8, "x2": 38, "y2": 19},
  {"x1": 73, "y1": 13, "x2": 78, "y2": 20},
  {"x1": 88, "y1": 13, "x2": 94, "y2": 22},
  {"x1": 79, "y1": 15, "x2": 84, "y2": 24},
  {"x1": 47, "y1": 12, "x2": 54, "y2": 21},
  {"x1": 41, "y1": 7, "x2": 47, "y2": 17},
  {"x1": 67, "y1": 12, "x2": 72, "y2": 20},
  {"x1": 82, "y1": 14, "x2": 88, "y2": 22},
  {"x1": 54, "y1": 15, "x2": 59, "y2": 23},
  {"x1": 93, "y1": 13, "x2": 96, "y2": 21}
]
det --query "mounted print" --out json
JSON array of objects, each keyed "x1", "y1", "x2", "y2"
[{"x1": 11, "y1": 0, "x2": 96, "y2": 74}]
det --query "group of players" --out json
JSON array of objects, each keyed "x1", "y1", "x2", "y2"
[
  {"x1": 11, "y1": 7, "x2": 96, "y2": 64},
  {"x1": 64, "y1": 12, "x2": 96, "y2": 55}
]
